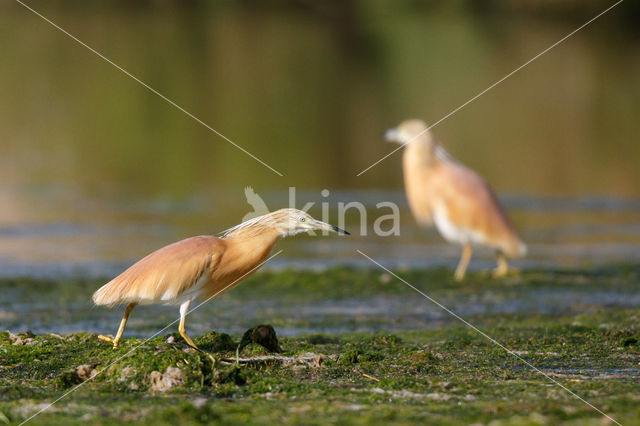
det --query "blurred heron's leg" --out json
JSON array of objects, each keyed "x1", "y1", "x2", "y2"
[
  {"x1": 99, "y1": 303, "x2": 137, "y2": 348},
  {"x1": 454, "y1": 244, "x2": 472, "y2": 281},
  {"x1": 178, "y1": 300, "x2": 199, "y2": 350},
  {"x1": 493, "y1": 253, "x2": 510, "y2": 278}
]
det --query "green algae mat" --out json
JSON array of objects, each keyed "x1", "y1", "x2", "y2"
[{"x1": 1, "y1": 267, "x2": 639, "y2": 425}]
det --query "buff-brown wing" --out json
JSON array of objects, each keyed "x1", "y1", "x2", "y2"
[
  {"x1": 436, "y1": 162, "x2": 523, "y2": 256},
  {"x1": 92, "y1": 236, "x2": 224, "y2": 306}
]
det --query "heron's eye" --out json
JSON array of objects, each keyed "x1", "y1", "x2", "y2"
[{"x1": 299, "y1": 217, "x2": 306, "y2": 222}]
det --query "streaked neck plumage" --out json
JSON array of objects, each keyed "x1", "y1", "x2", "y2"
[
  {"x1": 218, "y1": 216, "x2": 284, "y2": 275},
  {"x1": 404, "y1": 130, "x2": 437, "y2": 168},
  {"x1": 403, "y1": 130, "x2": 454, "y2": 169},
  {"x1": 219, "y1": 210, "x2": 299, "y2": 244},
  {"x1": 221, "y1": 218, "x2": 283, "y2": 246}
]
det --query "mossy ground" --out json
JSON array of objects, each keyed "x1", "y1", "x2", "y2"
[{"x1": 1, "y1": 266, "x2": 639, "y2": 425}]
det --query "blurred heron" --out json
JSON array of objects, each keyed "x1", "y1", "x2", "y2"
[
  {"x1": 93, "y1": 208, "x2": 349, "y2": 349},
  {"x1": 385, "y1": 119, "x2": 526, "y2": 281}
]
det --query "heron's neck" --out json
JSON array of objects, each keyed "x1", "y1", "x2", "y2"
[
  {"x1": 404, "y1": 135, "x2": 437, "y2": 168},
  {"x1": 223, "y1": 226, "x2": 282, "y2": 271}
]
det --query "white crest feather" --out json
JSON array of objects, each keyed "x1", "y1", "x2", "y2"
[{"x1": 219, "y1": 215, "x2": 266, "y2": 238}]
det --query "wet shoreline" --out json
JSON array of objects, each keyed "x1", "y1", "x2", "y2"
[{"x1": 2, "y1": 266, "x2": 638, "y2": 337}]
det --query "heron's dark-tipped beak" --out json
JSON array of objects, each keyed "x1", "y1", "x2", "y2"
[
  {"x1": 384, "y1": 127, "x2": 400, "y2": 142},
  {"x1": 330, "y1": 224, "x2": 350, "y2": 235},
  {"x1": 314, "y1": 220, "x2": 350, "y2": 235}
]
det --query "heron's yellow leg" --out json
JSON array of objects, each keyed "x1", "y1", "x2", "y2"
[
  {"x1": 493, "y1": 253, "x2": 510, "y2": 278},
  {"x1": 454, "y1": 244, "x2": 472, "y2": 281},
  {"x1": 178, "y1": 300, "x2": 199, "y2": 350},
  {"x1": 176, "y1": 301, "x2": 216, "y2": 364},
  {"x1": 99, "y1": 303, "x2": 137, "y2": 348}
]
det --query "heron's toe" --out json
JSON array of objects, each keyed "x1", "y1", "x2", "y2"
[
  {"x1": 98, "y1": 335, "x2": 121, "y2": 348},
  {"x1": 98, "y1": 334, "x2": 114, "y2": 343},
  {"x1": 492, "y1": 266, "x2": 520, "y2": 278}
]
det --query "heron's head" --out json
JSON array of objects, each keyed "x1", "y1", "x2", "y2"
[
  {"x1": 384, "y1": 119, "x2": 431, "y2": 145},
  {"x1": 271, "y1": 208, "x2": 349, "y2": 237},
  {"x1": 221, "y1": 208, "x2": 349, "y2": 239}
]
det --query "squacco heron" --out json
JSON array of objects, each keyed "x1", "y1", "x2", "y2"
[
  {"x1": 93, "y1": 208, "x2": 349, "y2": 349},
  {"x1": 385, "y1": 119, "x2": 526, "y2": 281}
]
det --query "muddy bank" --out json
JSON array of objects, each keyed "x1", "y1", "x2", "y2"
[{"x1": 1, "y1": 306, "x2": 639, "y2": 425}]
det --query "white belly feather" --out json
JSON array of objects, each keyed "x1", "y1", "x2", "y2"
[
  {"x1": 160, "y1": 274, "x2": 209, "y2": 306},
  {"x1": 432, "y1": 203, "x2": 487, "y2": 247}
]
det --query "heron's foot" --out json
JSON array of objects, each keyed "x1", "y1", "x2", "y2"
[
  {"x1": 189, "y1": 346, "x2": 216, "y2": 364},
  {"x1": 491, "y1": 253, "x2": 520, "y2": 279},
  {"x1": 98, "y1": 334, "x2": 120, "y2": 348},
  {"x1": 453, "y1": 244, "x2": 473, "y2": 282},
  {"x1": 179, "y1": 330, "x2": 201, "y2": 351},
  {"x1": 183, "y1": 338, "x2": 216, "y2": 364},
  {"x1": 492, "y1": 265, "x2": 520, "y2": 278}
]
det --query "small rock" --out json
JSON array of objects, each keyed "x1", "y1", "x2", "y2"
[
  {"x1": 150, "y1": 371, "x2": 166, "y2": 390},
  {"x1": 47, "y1": 333, "x2": 65, "y2": 340},
  {"x1": 150, "y1": 367, "x2": 183, "y2": 392},
  {"x1": 119, "y1": 366, "x2": 136, "y2": 382},
  {"x1": 76, "y1": 364, "x2": 98, "y2": 381},
  {"x1": 192, "y1": 397, "x2": 208, "y2": 409},
  {"x1": 166, "y1": 336, "x2": 176, "y2": 344},
  {"x1": 312, "y1": 355, "x2": 324, "y2": 367},
  {"x1": 8, "y1": 331, "x2": 36, "y2": 346}
]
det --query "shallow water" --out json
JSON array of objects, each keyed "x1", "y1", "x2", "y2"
[
  {"x1": 2, "y1": 269, "x2": 638, "y2": 336},
  {"x1": 0, "y1": 186, "x2": 638, "y2": 278}
]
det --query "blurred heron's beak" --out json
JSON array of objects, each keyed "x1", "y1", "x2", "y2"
[
  {"x1": 314, "y1": 220, "x2": 350, "y2": 235},
  {"x1": 384, "y1": 127, "x2": 400, "y2": 142}
]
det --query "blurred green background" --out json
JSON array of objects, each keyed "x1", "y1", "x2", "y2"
[{"x1": 1, "y1": 0, "x2": 639, "y2": 276}]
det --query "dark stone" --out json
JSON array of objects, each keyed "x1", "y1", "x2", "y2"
[{"x1": 239, "y1": 325, "x2": 281, "y2": 353}]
